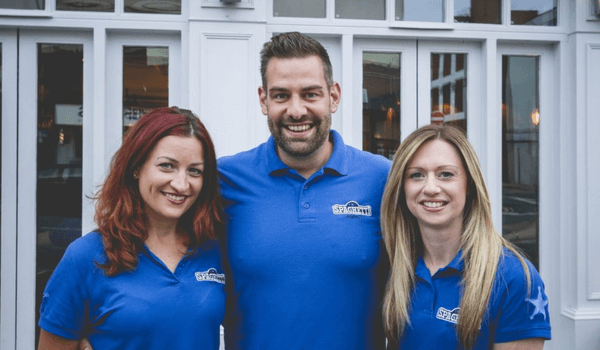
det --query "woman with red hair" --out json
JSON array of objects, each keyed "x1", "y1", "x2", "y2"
[{"x1": 38, "y1": 107, "x2": 225, "y2": 350}]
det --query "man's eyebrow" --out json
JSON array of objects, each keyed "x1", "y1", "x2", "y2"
[
  {"x1": 302, "y1": 85, "x2": 324, "y2": 91},
  {"x1": 268, "y1": 87, "x2": 289, "y2": 93}
]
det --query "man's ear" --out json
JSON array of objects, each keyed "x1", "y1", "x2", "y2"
[
  {"x1": 258, "y1": 86, "x2": 268, "y2": 115},
  {"x1": 329, "y1": 82, "x2": 341, "y2": 114}
]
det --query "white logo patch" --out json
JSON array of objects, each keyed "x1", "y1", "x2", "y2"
[
  {"x1": 195, "y1": 268, "x2": 225, "y2": 284},
  {"x1": 332, "y1": 201, "x2": 372, "y2": 217},
  {"x1": 436, "y1": 307, "x2": 460, "y2": 324}
]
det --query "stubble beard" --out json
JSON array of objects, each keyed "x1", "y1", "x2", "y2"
[{"x1": 268, "y1": 113, "x2": 332, "y2": 158}]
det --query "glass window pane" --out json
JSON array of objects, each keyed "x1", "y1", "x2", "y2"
[
  {"x1": 0, "y1": 0, "x2": 44, "y2": 10},
  {"x1": 36, "y1": 43, "x2": 84, "y2": 345},
  {"x1": 430, "y1": 53, "x2": 467, "y2": 132},
  {"x1": 362, "y1": 52, "x2": 401, "y2": 160},
  {"x1": 335, "y1": 0, "x2": 385, "y2": 20},
  {"x1": 56, "y1": 0, "x2": 114, "y2": 12},
  {"x1": 455, "y1": 0, "x2": 501, "y2": 24},
  {"x1": 123, "y1": 46, "x2": 169, "y2": 132},
  {"x1": 502, "y1": 55, "x2": 540, "y2": 269},
  {"x1": 396, "y1": 0, "x2": 443, "y2": 22},
  {"x1": 273, "y1": 0, "x2": 325, "y2": 18},
  {"x1": 511, "y1": 0, "x2": 556, "y2": 26},
  {"x1": 124, "y1": 0, "x2": 180, "y2": 14}
]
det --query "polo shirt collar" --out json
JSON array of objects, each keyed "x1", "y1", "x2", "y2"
[
  {"x1": 266, "y1": 129, "x2": 348, "y2": 177},
  {"x1": 415, "y1": 250, "x2": 465, "y2": 279}
]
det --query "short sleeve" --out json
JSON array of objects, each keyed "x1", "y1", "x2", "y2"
[
  {"x1": 493, "y1": 254, "x2": 551, "y2": 343},
  {"x1": 38, "y1": 240, "x2": 91, "y2": 340}
]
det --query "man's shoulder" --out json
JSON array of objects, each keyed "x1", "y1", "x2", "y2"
[
  {"x1": 344, "y1": 145, "x2": 392, "y2": 174},
  {"x1": 218, "y1": 143, "x2": 266, "y2": 172}
]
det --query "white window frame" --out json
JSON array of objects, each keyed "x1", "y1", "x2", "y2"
[
  {"x1": 105, "y1": 31, "x2": 182, "y2": 165},
  {"x1": 495, "y1": 42, "x2": 558, "y2": 289},
  {"x1": 352, "y1": 38, "x2": 418, "y2": 148},
  {"x1": 0, "y1": 28, "x2": 19, "y2": 350}
]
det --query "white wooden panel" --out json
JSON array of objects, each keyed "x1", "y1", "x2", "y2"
[
  {"x1": 586, "y1": 44, "x2": 600, "y2": 300},
  {"x1": 0, "y1": 28, "x2": 18, "y2": 350},
  {"x1": 201, "y1": 33, "x2": 252, "y2": 158}
]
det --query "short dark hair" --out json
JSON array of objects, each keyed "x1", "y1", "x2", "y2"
[{"x1": 260, "y1": 31, "x2": 333, "y2": 90}]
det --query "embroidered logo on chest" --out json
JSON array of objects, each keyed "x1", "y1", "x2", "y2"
[
  {"x1": 195, "y1": 268, "x2": 226, "y2": 284},
  {"x1": 436, "y1": 307, "x2": 460, "y2": 324},
  {"x1": 332, "y1": 201, "x2": 372, "y2": 217}
]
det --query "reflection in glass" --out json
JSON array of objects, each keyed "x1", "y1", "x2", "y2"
[
  {"x1": 0, "y1": 0, "x2": 44, "y2": 9},
  {"x1": 502, "y1": 56, "x2": 540, "y2": 269},
  {"x1": 36, "y1": 44, "x2": 84, "y2": 346},
  {"x1": 123, "y1": 46, "x2": 168, "y2": 132},
  {"x1": 335, "y1": 0, "x2": 384, "y2": 20},
  {"x1": 396, "y1": 0, "x2": 443, "y2": 22},
  {"x1": 273, "y1": 0, "x2": 325, "y2": 18},
  {"x1": 454, "y1": 0, "x2": 501, "y2": 24},
  {"x1": 430, "y1": 53, "x2": 467, "y2": 133},
  {"x1": 124, "y1": 0, "x2": 180, "y2": 14},
  {"x1": 511, "y1": 0, "x2": 556, "y2": 26},
  {"x1": 363, "y1": 52, "x2": 400, "y2": 160},
  {"x1": 56, "y1": 0, "x2": 114, "y2": 12}
]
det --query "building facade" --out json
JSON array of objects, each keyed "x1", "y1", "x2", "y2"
[{"x1": 1, "y1": 0, "x2": 599, "y2": 348}]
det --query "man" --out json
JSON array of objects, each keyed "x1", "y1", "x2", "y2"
[{"x1": 219, "y1": 31, "x2": 391, "y2": 349}]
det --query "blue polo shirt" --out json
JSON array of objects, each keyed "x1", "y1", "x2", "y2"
[
  {"x1": 218, "y1": 130, "x2": 391, "y2": 350},
  {"x1": 39, "y1": 231, "x2": 226, "y2": 350},
  {"x1": 399, "y1": 248, "x2": 551, "y2": 349}
]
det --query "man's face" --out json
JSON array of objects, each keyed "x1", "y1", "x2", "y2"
[{"x1": 259, "y1": 56, "x2": 341, "y2": 160}]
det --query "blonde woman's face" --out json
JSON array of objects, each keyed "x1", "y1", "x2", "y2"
[{"x1": 403, "y1": 139, "x2": 468, "y2": 235}]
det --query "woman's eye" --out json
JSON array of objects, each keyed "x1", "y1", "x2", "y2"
[
  {"x1": 159, "y1": 163, "x2": 174, "y2": 170},
  {"x1": 408, "y1": 172, "x2": 424, "y2": 179},
  {"x1": 439, "y1": 171, "x2": 454, "y2": 179},
  {"x1": 189, "y1": 168, "x2": 203, "y2": 176}
]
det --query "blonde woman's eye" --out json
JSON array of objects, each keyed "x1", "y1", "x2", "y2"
[
  {"x1": 440, "y1": 171, "x2": 454, "y2": 179},
  {"x1": 408, "y1": 172, "x2": 424, "y2": 179}
]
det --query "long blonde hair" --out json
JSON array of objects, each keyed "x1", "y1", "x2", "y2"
[{"x1": 381, "y1": 124, "x2": 530, "y2": 348}]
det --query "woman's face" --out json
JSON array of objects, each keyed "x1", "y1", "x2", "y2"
[
  {"x1": 403, "y1": 139, "x2": 468, "y2": 235},
  {"x1": 137, "y1": 135, "x2": 204, "y2": 227}
]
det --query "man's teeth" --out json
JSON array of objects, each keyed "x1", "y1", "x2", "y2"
[
  {"x1": 423, "y1": 201, "x2": 444, "y2": 208},
  {"x1": 165, "y1": 193, "x2": 185, "y2": 201},
  {"x1": 287, "y1": 124, "x2": 311, "y2": 132}
]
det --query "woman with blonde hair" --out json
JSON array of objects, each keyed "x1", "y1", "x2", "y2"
[{"x1": 381, "y1": 124, "x2": 551, "y2": 349}]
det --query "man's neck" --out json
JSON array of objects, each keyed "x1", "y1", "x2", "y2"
[{"x1": 278, "y1": 140, "x2": 333, "y2": 179}]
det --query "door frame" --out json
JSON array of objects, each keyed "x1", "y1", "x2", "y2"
[{"x1": 16, "y1": 29, "x2": 94, "y2": 350}]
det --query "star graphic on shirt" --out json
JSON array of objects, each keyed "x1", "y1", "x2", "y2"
[{"x1": 525, "y1": 286, "x2": 548, "y2": 320}]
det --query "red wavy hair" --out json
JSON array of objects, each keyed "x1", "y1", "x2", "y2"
[{"x1": 94, "y1": 107, "x2": 223, "y2": 276}]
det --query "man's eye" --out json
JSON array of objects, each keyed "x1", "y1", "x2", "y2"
[
  {"x1": 274, "y1": 93, "x2": 288, "y2": 100},
  {"x1": 305, "y1": 93, "x2": 317, "y2": 98}
]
